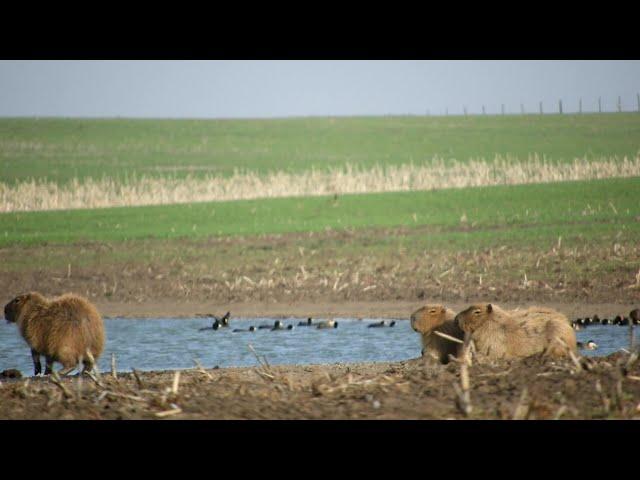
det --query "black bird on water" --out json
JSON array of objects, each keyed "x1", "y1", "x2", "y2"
[
  {"x1": 233, "y1": 326, "x2": 256, "y2": 333},
  {"x1": 198, "y1": 311, "x2": 231, "y2": 331},
  {"x1": 368, "y1": 320, "x2": 396, "y2": 328},
  {"x1": 271, "y1": 320, "x2": 293, "y2": 331},
  {"x1": 199, "y1": 319, "x2": 221, "y2": 331},
  {"x1": 217, "y1": 311, "x2": 231, "y2": 327}
]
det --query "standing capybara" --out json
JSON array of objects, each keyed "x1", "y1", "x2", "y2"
[
  {"x1": 4, "y1": 292, "x2": 105, "y2": 376},
  {"x1": 455, "y1": 303, "x2": 577, "y2": 361},
  {"x1": 410, "y1": 304, "x2": 464, "y2": 364}
]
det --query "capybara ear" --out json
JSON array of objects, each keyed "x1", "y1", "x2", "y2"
[{"x1": 487, "y1": 304, "x2": 493, "y2": 313}]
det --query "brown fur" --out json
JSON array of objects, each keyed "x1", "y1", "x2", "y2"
[
  {"x1": 4, "y1": 292, "x2": 105, "y2": 375},
  {"x1": 455, "y1": 303, "x2": 577, "y2": 362},
  {"x1": 410, "y1": 305, "x2": 464, "y2": 364}
]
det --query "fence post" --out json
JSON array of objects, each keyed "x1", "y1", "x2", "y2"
[
  {"x1": 558, "y1": 99, "x2": 563, "y2": 114},
  {"x1": 445, "y1": 107, "x2": 448, "y2": 116},
  {"x1": 501, "y1": 104, "x2": 505, "y2": 115},
  {"x1": 463, "y1": 106, "x2": 467, "y2": 116},
  {"x1": 520, "y1": 103, "x2": 524, "y2": 114},
  {"x1": 482, "y1": 105, "x2": 486, "y2": 115},
  {"x1": 539, "y1": 101, "x2": 543, "y2": 115},
  {"x1": 579, "y1": 98, "x2": 582, "y2": 114},
  {"x1": 637, "y1": 93, "x2": 639, "y2": 112},
  {"x1": 598, "y1": 97, "x2": 602, "y2": 113},
  {"x1": 618, "y1": 96, "x2": 622, "y2": 112}
]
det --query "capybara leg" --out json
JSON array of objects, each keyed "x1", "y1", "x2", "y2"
[
  {"x1": 543, "y1": 345, "x2": 569, "y2": 358},
  {"x1": 82, "y1": 351, "x2": 96, "y2": 374},
  {"x1": 543, "y1": 341, "x2": 570, "y2": 358},
  {"x1": 58, "y1": 365, "x2": 77, "y2": 376},
  {"x1": 545, "y1": 334, "x2": 574, "y2": 358},
  {"x1": 44, "y1": 356, "x2": 55, "y2": 375},
  {"x1": 31, "y1": 349, "x2": 42, "y2": 376}
]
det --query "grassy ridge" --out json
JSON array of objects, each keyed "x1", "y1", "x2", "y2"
[
  {"x1": 1, "y1": 177, "x2": 638, "y2": 248},
  {"x1": 2, "y1": 114, "x2": 640, "y2": 184}
]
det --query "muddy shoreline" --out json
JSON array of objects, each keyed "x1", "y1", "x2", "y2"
[
  {"x1": 2, "y1": 352, "x2": 639, "y2": 420},
  {"x1": 93, "y1": 300, "x2": 639, "y2": 321}
]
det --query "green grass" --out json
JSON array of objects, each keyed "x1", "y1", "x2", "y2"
[
  {"x1": 1, "y1": 113, "x2": 639, "y2": 184},
  {"x1": 1, "y1": 177, "x2": 638, "y2": 249}
]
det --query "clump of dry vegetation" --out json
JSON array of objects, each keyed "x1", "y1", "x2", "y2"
[{"x1": 2, "y1": 155, "x2": 639, "y2": 212}]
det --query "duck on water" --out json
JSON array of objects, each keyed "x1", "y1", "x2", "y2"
[
  {"x1": 232, "y1": 326, "x2": 256, "y2": 333},
  {"x1": 577, "y1": 340, "x2": 598, "y2": 350},
  {"x1": 316, "y1": 319, "x2": 338, "y2": 329},
  {"x1": 367, "y1": 320, "x2": 396, "y2": 328},
  {"x1": 271, "y1": 320, "x2": 294, "y2": 331},
  {"x1": 198, "y1": 311, "x2": 231, "y2": 331}
]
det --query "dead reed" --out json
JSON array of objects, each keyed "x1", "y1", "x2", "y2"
[{"x1": 2, "y1": 155, "x2": 639, "y2": 212}]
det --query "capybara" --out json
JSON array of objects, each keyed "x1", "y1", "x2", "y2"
[
  {"x1": 455, "y1": 303, "x2": 577, "y2": 361},
  {"x1": 410, "y1": 304, "x2": 464, "y2": 364},
  {"x1": 4, "y1": 292, "x2": 105, "y2": 376},
  {"x1": 631, "y1": 309, "x2": 639, "y2": 325}
]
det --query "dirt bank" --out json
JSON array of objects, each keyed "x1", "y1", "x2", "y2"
[
  {"x1": 92, "y1": 300, "x2": 638, "y2": 321},
  {"x1": 2, "y1": 351, "x2": 639, "y2": 420},
  {"x1": 2, "y1": 229, "x2": 639, "y2": 314}
]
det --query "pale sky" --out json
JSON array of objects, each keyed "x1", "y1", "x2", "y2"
[{"x1": 0, "y1": 60, "x2": 638, "y2": 118}]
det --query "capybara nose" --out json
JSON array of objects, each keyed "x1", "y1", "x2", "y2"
[{"x1": 4, "y1": 303, "x2": 12, "y2": 321}]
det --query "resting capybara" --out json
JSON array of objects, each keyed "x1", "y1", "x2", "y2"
[
  {"x1": 410, "y1": 305, "x2": 464, "y2": 364},
  {"x1": 4, "y1": 292, "x2": 105, "y2": 376},
  {"x1": 455, "y1": 303, "x2": 577, "y2": 361}
]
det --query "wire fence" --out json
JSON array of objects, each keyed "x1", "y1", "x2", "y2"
[{"x1": 428, "y1": 94, "x2": 640, "y2": 116}]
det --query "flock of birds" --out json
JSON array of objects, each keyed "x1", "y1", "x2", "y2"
[
  {"x1": 572, "y1": 308, "x2": 639, "y2": 351},
  {"x1": 571, "y1": 312, "x2": 639, "y2": 330},
  {"x1": 196, "y1": 309, "x2": 640, "y2": 353},
  {"x1": 197, "y1": 312, "x2": 397, "y2": 332}
]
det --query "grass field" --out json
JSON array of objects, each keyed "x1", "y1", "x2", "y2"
[
  {"x1": 2, "y1": 114, "x2": 640, "y2": 184},
  {"x1": 2, "y1": 114, "x2": 639, "y2": 306},
  {"x1": 1, "y1": 177, "x2": 639, "y2": 248}
]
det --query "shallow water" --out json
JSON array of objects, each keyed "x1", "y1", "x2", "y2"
[{"x1": 0, "y1": 317, "x2": 635, "y2": 375}]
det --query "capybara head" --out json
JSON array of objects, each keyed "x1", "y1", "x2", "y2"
[
  {"x1": 4, "y1": 292, "x2": 45, "y2": 323},
  {"x1": 410, "y1": 305, "x2": 449, "y2": 334},
  {"x1": 455, "y1": 304, "x2": 495, "y2": 333},
  {"x1": 631, "y1": 309, "x2": 639, "y2": 324}
]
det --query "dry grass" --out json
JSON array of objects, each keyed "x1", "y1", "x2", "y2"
[{"x1": 2, "y1": 155, "x2": 640, "y2": 212}]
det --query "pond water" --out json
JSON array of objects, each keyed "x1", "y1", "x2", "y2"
[{"x1": 0, "y1": 317, "x2": 635, "y2": 375}]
